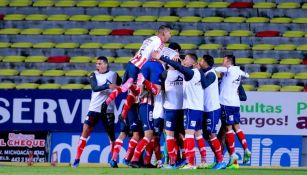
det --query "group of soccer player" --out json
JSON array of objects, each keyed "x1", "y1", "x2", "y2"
[{"x1": 72, "y1": 25, "x2": 252, "y2": 170}]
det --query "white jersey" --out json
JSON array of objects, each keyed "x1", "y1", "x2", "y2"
[
  {"x1": 130, "y1": 36, "x2": 164, "y2": 69},
  {"x1": 183, "y1": 69, "x2": 204, "y2": 111},
  {"x1": 163, "y1": 70, "x2": 184, "y2": 110},
  {"x1": 153, "y1": 91, "x2": 164, "y2": 119},
  {"x1": 203, "y1": 69, "x2": 220, "y2": 112},
  {"x1": 88, "y1": 70, "x2": 117, "y2": 113},
  {"x1": 215, "y1": 66, "x2": 249, "y2": 107}
]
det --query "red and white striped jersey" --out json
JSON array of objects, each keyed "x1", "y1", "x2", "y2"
[{"x1": 130, "y1": 36, "x2": 164, "y2": 69}]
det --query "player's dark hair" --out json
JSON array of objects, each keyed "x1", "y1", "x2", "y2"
[
  {"x1": 168, "y1": 42, "x2": 181, "y2": 52},
  {"x1": 225, "y1": 55, "x2": 236, "y2": 66},
  {"x1": 97, "y1": 56, "x2": 108, "y2": 64},
  {"x1": 158, "y1": 25, "x2": 171, "y2": 32},
  {"x1": 186, "y1": 53, "x2": 198, "y2": 63},
  {"x1": 202, "y1": 54, "x2": 214, "y2": 67}
]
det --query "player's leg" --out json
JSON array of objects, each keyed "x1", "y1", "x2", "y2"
[
  {"x1": 205, "y1": 109, "x2": 226, "y2": 170},
  {"x1": 153, "y1": 118, "x2": 164, "y2": 168},
  {"x1": 104, "y1": 62, "x2": 139, "y2": 106},
  {"x1": 233, "y1": 107, "x2": 251, "y2": 164},
  {"x1": 175, "y1": 110, "x2": 186, "y2": 167},
  {"x1": 72, "y1": 112, "x2": 98, "y2": 167},
  {"x1": 124, "y1": 104, "x2": 141, "y2": 163},
  {"x1": 195, "y1": 130, "x2": 208, "y2": 169},
  {"x1": 181, "y1": 109, "x2": 201, "y2": 169},
  {"x1": 221, "y1": 105, "x2": 239, "y2": 167},
  {"x1": 101, "y1": 113, "x2": 116, "y2": 154},
  {"x1": 164, "y1": 110, "x2": 178, "y2": 167},
  {"x1": 109, "y1": 117, "x2": 128, "y2": 168},
  {"x1": 130, "y1": 103, "x2": 154, "y2": 168}
]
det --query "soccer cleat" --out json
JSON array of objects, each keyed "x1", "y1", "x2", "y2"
[
  {"x1": 226, "y1": 163, "x2": 239, "y2": 169},
  {"x1": 128, "y1": 161, "x2": 141, "y2": 168},
  {"x1": 109, "y1": 159, "x2": 118, "y2": 168},
  {"x1": 144, "y1": 163, "x2": 156, "y2": 168},
  {"x1": 196, "y1": 162, "x2": 209, "y2": 169},
  {"x1": 227, "y1": 153, "x2": 239, "y2": 167},
  {"x1": 122, "y1": 158, "x2": 130, "y2": 166},
  {"x1": 207, "y1": 162, "x2": 216, "y2": 169},
  {"x1": 156, "y1": 160, "x2": 163, "y2": 168},
  {"x1": 176, "y1": 159, "x2": 187, "y2": 168},
  {"x1": 243, "y1": 149, "x2": 252, "y2": 164},
  {"x1": 179, "y1": 163, "x2": 196, "y2": 170},
  {"x1": 72, "y1": 159, "x2": 80, "y2": 168},
  {"x1": 163, "y1": 164, "x2": 177, "y2": 169},
  {"x1": 212, "y1": 162, "x2": 227, "y2": 170}
]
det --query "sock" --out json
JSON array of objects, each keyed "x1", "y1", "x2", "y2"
[
  {"x1": 75, "y1": 137, "x2": 87, "y2": 160},
  {"x1": 225, "y1": 130, "x2": 236, "y2": 155},
  {"x1": 181, "y1": 138, "x2": 186, "y2": 160},
  {"x1": 210, "y1": 137, "x2": 223, "y2": 163},
  {"x1": 196, "y1": 136, "x2": 206, "y2": 163},
  {"x1": 236, "y1": 129, "x2": 248, "y2": 150},
  {"x1": 131, "y1": 137, "x2": 150, "y2": 162},
  {"x1": 111, "y1": 139, "x2": 123, "y2": 161},
  {"x1": 106, "y1": 87, "x2": 122, "y2": 105},
  {"x1": 143, "y1": 80, "x2": 159, "y2": 96},
  {"x1": 110, "y1": 141, "x2": 115, "y2": 156},
  {"x1": 153, "y1": 137, "x2": 162, "y2": 161},
  {"x1": 121, "y1": 77, "x2": 134, "y2": 93},
  {"x1": 185, "y1": 135, "x2": 195, "y2": 165},
  {"x1": 125, "y1": 137, "x2": 139, "y2": 161},
  {"x1": 121, "y1": 93, "x2": 136, "y2": 118},
  {"x1": 166, "y1": 136, "x2": 177, "y2": 165},
  {"x1": 144, "y1": 140, "x2": 154, "y2": 165},
  {"x1": 130, "y1": 84, "x2": 141, "y2": 96}
]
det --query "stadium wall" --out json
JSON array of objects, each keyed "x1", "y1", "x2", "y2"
[{"x1": 0, "y1": 90, "x2": 306, "y2": 167}]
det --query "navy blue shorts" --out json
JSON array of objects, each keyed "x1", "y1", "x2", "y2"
[
  {"x1": 164, "y1": 109, "x2": 184, "y2": 132},
  {"x1": 203, "y1": 108, "x2": 221, "y2": 134},
  {"x1": 120, "y1": 104, "x2": 142, "y2": 133},
  {"x1": 184, "y1": 109, "x2": 203, "y2": 131},
  {"x1": 221, "y1": 105, "x2": 240, "y2": 125},
  {"x1": 122, "y1": 61, "x2": 140, "y2": 84},
  {"x1": 139, "y1": 103, "x2": 154, "y2": 131},
  {"x1": 84, "y1": 111, "x2": 115, "y2": 141},
  {"x1": 153, "y1": 118, "x2": 164, "y2": 136}
]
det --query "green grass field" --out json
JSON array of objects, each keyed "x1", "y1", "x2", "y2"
[{"x1": 0, "y1": 164, "x2": 307, "y2": 175}]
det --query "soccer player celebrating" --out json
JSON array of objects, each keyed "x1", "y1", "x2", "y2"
[
  {"x1": 128, "y1": 51, "x2": 165, "y2": 168},
  {"x1": 101, "y1": 25, "x2": 171, "y2": 112},
  {"x1": 155, "y1": 53, "x2": 205, "y2": 169},
  {"x1": 214, "y1": 55, "x2": 251, "y2": 168},
  {"x1": 109, "y1": 99, "x2": 142, "y2": 168},
  {"x1": 198, "y1": 55, "x2": 226, "y2": 169},
  {"x1": 72, "y1": 56, "x2": 121, "y2": 167}
]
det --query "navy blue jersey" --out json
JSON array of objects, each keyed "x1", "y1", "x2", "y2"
[{"x1": 141, "y1": 60, "x2": 164, "y2": 85}]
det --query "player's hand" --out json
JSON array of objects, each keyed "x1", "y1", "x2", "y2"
[
  {"x1": 171, "y1": 54, "x2": 180, "y2": 62},
  {"x1": 108, "y1": 84, "x2": 119, "y2": 90},
  {"x1": 151, "y1": 50, "x2": 161, "y2": 60}
]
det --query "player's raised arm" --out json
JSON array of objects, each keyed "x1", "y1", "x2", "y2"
[{"x1": 158, "y1": 55, "x2": 194, "y2": 81}]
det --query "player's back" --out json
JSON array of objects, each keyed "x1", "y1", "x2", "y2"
[{"x1": 130, "y1": 36, "x2": 164, "y2": 69}]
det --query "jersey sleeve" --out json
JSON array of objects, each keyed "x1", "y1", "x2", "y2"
[
  {"x1": 214, "y1": 66, "x2": 228, "y2": 73},
  {"x1": 89, "y1": 72, "x2": 109, "y2": 92},
  {"x1": 239, "y1": 70, "x2": 249, "y2": 78}
]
